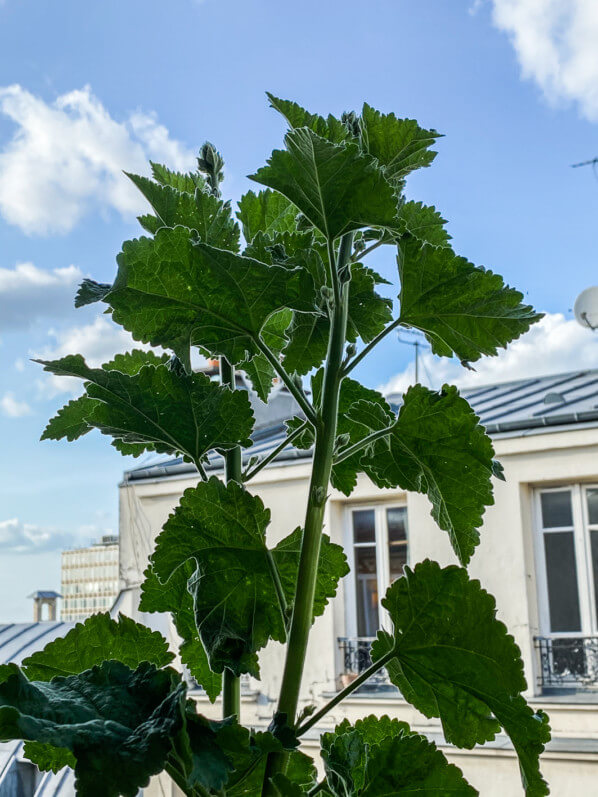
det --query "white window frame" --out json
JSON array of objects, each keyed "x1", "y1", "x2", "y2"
[
  {"x1": 343, "y1": 502, "x2": 408, "y2": 638},
  {"x1": 534, "y1": 484, "x2": 598, "y2": 638}
]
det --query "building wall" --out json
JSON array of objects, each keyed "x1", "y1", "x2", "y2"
[
  {"x1": 61, "y1": 539, "x2": 119, "y2": 622},
  {"x1": 118, "y1": 424, "x2": 598, "y2": 791}
]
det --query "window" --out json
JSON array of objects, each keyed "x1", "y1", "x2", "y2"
[
  {"x1": 536, "y1": 486, "x2": 598, "y2": 636},
  {"x1": 345, "y1": 504, "x2": 408, "y2": 638}
]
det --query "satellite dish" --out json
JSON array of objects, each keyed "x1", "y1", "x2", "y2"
[{"x1": 574, "y1": 287, "x2": 598, "y2": 331}]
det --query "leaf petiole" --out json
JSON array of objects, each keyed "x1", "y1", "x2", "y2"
[
  {"x1": 333, "y1": 425, "x2": 394, "y2": 465},
  {"x1": 296, "y1": 647, "x2": 396, "y2": 736},
  {"x1": 243, "y1": 420, "x2": 310, "y2": 482}
]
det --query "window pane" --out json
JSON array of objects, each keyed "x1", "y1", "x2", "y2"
[
  {"x1": 544, "y1": 531, "x2": 581, "y2": 632},
  {"x1": 541, "y1": 490, "x2": 573, "y2": 528},
  {"x1": 387, "y1": 507, "x2": 408, "y2": 582},
  {"x1": 355, "y1": 546, "x2": 379, "y2": 636},
  {"x1": 590, "y1": 530, "x2": 598, "y2": 621},
  {"x1": 387, "y1": 507, "x2": 407, "y2": 542},
  {"x1": 353, "y1": 510, "x2": 375, "y2": 543},
  {"x1": 587, "y1": 489, "x2": 598, "y2": 526}
]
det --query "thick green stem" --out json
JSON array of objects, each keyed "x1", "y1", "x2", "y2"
[
  {"x1": 220, "y1": 356, "x2": 242, "y2": 720},
  {"x1": 262, "y1": 233, "x2": 354, "y2": 794}
]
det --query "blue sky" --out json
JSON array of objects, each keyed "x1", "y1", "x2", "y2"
[{"x1": 1, "y1": 0, "x2": 597, "y2": 622}]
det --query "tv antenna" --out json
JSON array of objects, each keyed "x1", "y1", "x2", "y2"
[
  {"x1": 573, "y1": 287, "x2": 598, "y2": 331},
  {"x1": 397, "y1": 330, "x2": 430, "y2": 384}
]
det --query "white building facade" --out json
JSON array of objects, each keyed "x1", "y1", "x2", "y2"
[{"x1": 117, "y1": 371, "x2": 598, "y2": 796}]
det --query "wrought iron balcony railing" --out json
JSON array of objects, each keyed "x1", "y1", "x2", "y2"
[
  {"x1": 337, "y1": 637, "x2": 394, "y2": 691},
  {"x1": 535, "y1": 635, "x2": 598, "y2": 693}
]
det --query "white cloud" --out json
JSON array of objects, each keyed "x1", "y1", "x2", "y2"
[
  {"x1": 34, "y1": 314, "x2": 144, "y2": 397},
  {"x1": 0, "y1": 261, "x2": 82, "y2": 331},
  {"x1": 490, "y1": 0, "x2": 598, "y2": 120},
  {"x1": 0, "y1": 85, "x2": 195, "y2": 234},
  {"x1": 380, "y1": 312, "x2": 598, "y2": 395},
  {"x1": 0, "y1": 517, "x2": 107, "y2": 554},
  {"x1": 0, "y1": 392, "x2": 32, "y2": 417},
  {"x1": 0, "y1": 517, "x2": 74, "y2": 553}
]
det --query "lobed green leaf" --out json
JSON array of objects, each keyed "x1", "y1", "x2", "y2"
[
  {"x1": 371, "y1": 561, "x2": 550, "y2": 796},
  {"x1": 148, "y1": 478, "x2": 347, "y2": 676},
  {"x1": 398, "y1": 236, "x2": 543, "y2": 364},
  {"x1": 321, "y1": 714, "x2": 475, "y2": 796},
  {"x1": 0, "y1": 661, "x2": 185, "y2": 797},
  {"x1": 104, "y1": 226, "x2": 317, "y2": 364},
  {"x1": 250, "y1": 127, "x2": 398, "y2": 241},
  {"x1": 139, "y1": 561, "x2": 222, "y2": 702},
  {"x1": 237, "y1": 188, "x2": 298, "y2": 242},
  {"x1": 39, "y1": 352, "x2": 254, "y2": 465},
  {"x1": 22, "y1": 613, "x2": 174, "y2": 681}
]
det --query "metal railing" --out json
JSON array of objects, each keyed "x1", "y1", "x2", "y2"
[
  {"x1": 535, "y1": 635, "x2": 598, "y2": 693},
  {"x1": 337, "y1": 637, "x2": 394, "y2": 691}
]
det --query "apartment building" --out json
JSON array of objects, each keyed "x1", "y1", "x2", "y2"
[
  {"x1": 60, "y1": 535, "x2": 119, "y2": 622},
  {"x1": 116, "y1": 369, "x2": 598, "y2": 796}
]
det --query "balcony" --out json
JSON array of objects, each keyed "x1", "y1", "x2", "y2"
[
  {"x1": 535, "y1": 636, "x2": 598, "y2": 694},
  {"x1": 337, "y1": 637, "x2": 395, "y2": 692}
]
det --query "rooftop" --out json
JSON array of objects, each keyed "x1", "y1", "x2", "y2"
[{"x1": 124, "y1": 368, "x2": 598, "y2": 483}]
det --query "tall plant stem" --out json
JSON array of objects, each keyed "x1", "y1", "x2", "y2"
[
  {"x1": 262, "y1": 232, "x2": 354, "y2": 794},
  {"x1": 220, "y1": 356, "x2": 242, "y2": 720}
]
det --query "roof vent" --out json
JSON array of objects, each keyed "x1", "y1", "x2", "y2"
[{"x1": 544, "y1": 392, "x2": 565, "y2": 405}]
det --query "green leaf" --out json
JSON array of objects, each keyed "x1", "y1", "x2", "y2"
[
  {"x1": 398, "y1": 236, "x2": 543, "y2": 364},
  {"x1": 105, "y1": 226, "x2": 317, "y2": 364},
  {"x1": 371, "y1": 561, "x2": 550, "y2": 796},
  {"x1": 74, "y1": 278, "x2": 112, "y2": 308},
  {"x1": 39, "y1": 353, "x2": 254, "y2": 464},
  {"x1": 149, "y1": 479, "x2": 347, "y2": 677},
  {"x1": 22, "y1": 613, "x2": 173, "y2": 681},
  {"x1": 237, "y1": 189, "x2": 297, "y2": 242},
  {"x1": 225, "y1": 729, "x2": 317, "y2": 796},
  {"x1": 127, "y1": 173, "x2": 240, "y2": 250},
  {"x1": 267, "y1": 93, "x2": 349, "y2": 144},
  {"x1": 272, "y1": 527, "x2": 349, "y2": 620},
  {"x1": 0, "y1": 661, "x2": 185, "y2": 797},
  {"x1": 250, "y1": 127, "x2": 398, "y2": 241},
  {"x1": 182, "y1": 712, "x2": 238, "y2": 792},
  {"x1": 321, "y1": 714, "x2": 476, "y2": 796},
  {"x1": 150, "y1": 478, "x2": 285, "y2": 676},
  {"x1": 345, "y1": 263, "x2": 393, "y2": 344},
  {"x1": 394, "y1": 200, "x2": 451, "y2": 248},
  {"x1": 360, "y1": 103, "x2": 441, "y2": 181},
  {"x1": 140, "y1": 561, "x2": 222, "y2": 702},
  {"x1": 243, "y1": 308, "x2": 292, "y2": 402},
  {"x1": 23, "y1": 741, "x2": 76, "y2": 773},
  {"x1": 150, "y1": 161, "x2": 203, "y2": 193},
  {"x1": 362, "y1": 384, "x2": 496, "y2": 565}
]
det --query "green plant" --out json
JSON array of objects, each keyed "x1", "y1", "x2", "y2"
[{"x1": 0, "y1": 95, "x2": 550, "y2": 796}]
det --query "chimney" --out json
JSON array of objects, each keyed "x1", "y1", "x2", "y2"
[{"x1": 28, "y1": 591, "x2": 61, "y2": 622}]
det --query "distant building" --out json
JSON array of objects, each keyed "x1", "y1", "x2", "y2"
[
  {"x1": 60, "y1": 535, "x2": 119, "y2": 622},
  {"x1": 27, "y1": 590, "x2": 61, "y2": 622}
]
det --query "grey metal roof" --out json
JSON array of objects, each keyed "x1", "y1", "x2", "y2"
[
  {"x1": 0, "y1": 622, "x2": 75, "y2": 666},
  {"x1": 124, "y1": 369, "x2": 598, "y2": 483}
]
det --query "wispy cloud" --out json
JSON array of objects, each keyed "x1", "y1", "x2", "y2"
[
  {"x1": 0, "y1": 84, "x2": 195, "y2": 235},
  {"x1": 0, "y1": 392, "x2": 32, "y2": 418},
  {"x1": 0, "y1": 517, "x2": 108, "y2": 553},
  {"x1": 0, "y1": 261, "x2": 82, "y2": 331},
  {"x1": 33, "y1": 314, "x2": 146, "y2": 398},
  {"x1": 380, "y1": 312, "x2": 598, "y2": 395},
  {"x1": 489, "y1": 0, "x2": 598, "y2": 121}
]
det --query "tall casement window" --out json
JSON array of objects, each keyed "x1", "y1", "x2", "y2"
[
  {"x1": 535, "y1": 486, "x2": 598, "y2": 636},
  {"x1": 345, "y1": 504, "x2": 408, "y2": 637}
]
